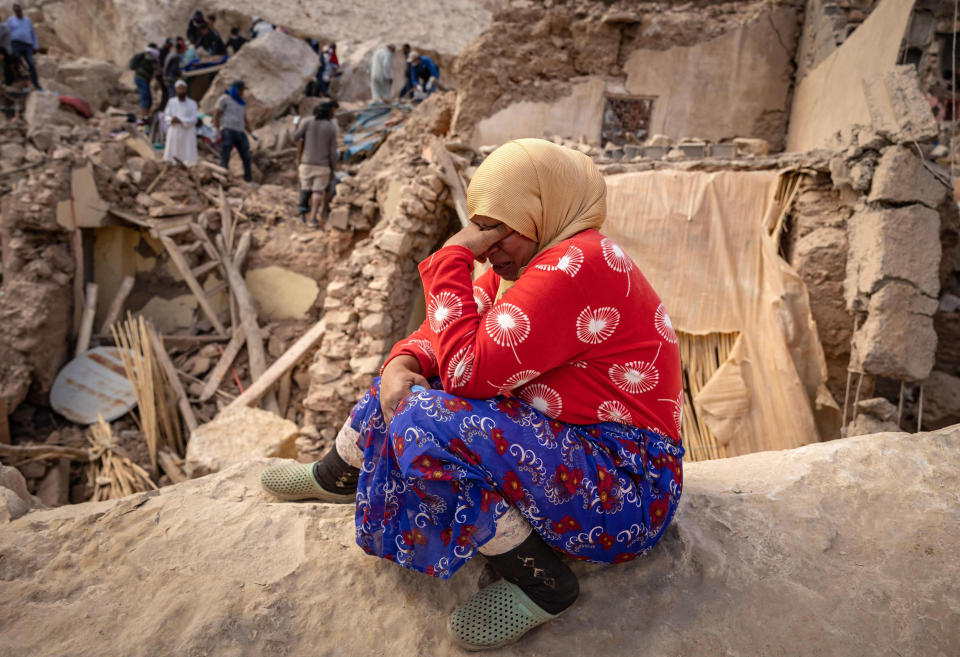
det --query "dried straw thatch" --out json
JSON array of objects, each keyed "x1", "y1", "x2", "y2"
[
  {"x1": 87, "y1": 416, "x2": 157, "y2": 501},
  {"x1": 678, "y1": 331, "x2": 739, "y2": 462}
]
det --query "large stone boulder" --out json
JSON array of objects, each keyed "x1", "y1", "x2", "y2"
[
  {"x1": 184, "y1": 406, "x2": 300, "y2": 478},
  {"x1": 199, "y1": 30, "x2": 318, "y2": 130},
  {"x1": 1, "y1": 429, "x2": 957, "y2": 655}
]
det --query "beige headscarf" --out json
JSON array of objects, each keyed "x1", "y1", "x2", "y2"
[{"x1": 466, "y1": 139, "x2": 606, "y2": 298}]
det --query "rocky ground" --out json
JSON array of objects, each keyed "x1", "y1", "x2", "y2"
[{"x1": 1, "y1": 427, "x2": 957, "y2": 656}]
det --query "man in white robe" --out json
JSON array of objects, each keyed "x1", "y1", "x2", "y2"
[
  {"x1": 163, "y1": 79, "x2": 198, "y2": 165},
  {"x1": 369, "y1": 44, "x2": 395, "y2": 103}
]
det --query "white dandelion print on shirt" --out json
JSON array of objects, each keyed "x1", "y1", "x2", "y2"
[
  {"x1": 446, "y1": 345, "x2": 475, "y2": 389},
  {"x1": 608, "y1": 344, "x2": 662, "y2": 394},
  {"x1": 534, "y1": 245, "x2": 584, "y2": 277},
  {"x1": 485, "y1": 302, "x2": 531, "y2": 364},
  {"x1": 654, "y1": 303, "x2": 678, "y2": 344},
  {"x1": 407, "y1": 338, "x2": 437, "y2": 367},
  {"x1": 428, "y1": 291, "x2": 462, "y2": 333},
  {"x1": 518, "y1": 383, "x2": 563, "y2": 418},
  {"x1": 601, "y1": 237, "x2": 634, "y2": 296},
  {"x1": 658, "y1": 390, "x2": 684, "y2": 435},
  {"x1": 576, "y1": 306, "x2": 621, "y2": 344},
  {"x1": 597, "y1": 400, "x2": 633, "y2": 425},
  {"x1": 473, "y1": 286, "x2": 492, "y2": 316},
  {"x1": 489, "y1": 369, "x2": 541, "y2": 394}
]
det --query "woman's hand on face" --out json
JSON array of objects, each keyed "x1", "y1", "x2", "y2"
[
  {"x1": 379, "y1": 355, "x2": 429, "y2": 426},
  {"x1": 444, "y1": 222, "x2": 512, "y2": 259}
]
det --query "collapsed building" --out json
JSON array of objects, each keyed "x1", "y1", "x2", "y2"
[{"x1": 0, "y1": 0, "x2": 958, "y2": 652}]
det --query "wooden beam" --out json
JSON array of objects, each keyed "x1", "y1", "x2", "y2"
[
  {"x1": 98, "y1": 275, "x2": 135, "y2": 337},
  {"x1": 219, "y1": 186, "x2": 234, "y2": 255},
  {"x1": 215, "y1": 234, "x2": 278, "y2": 413},
  {"x1": 188, "y1": 223, "x2": 220, "y2": 262},
  {"x1": 148, "y1": 328, "x2": 199, "y2": 433},
  {"x1": 75, "y1": 282, "x2": 98, "y2": 356},
  {"x1": 233, "y1": 229, "x2": 252, "y2": 269},
  {"x1": 149, "y1": 204, "x2": 205, "y2": 218},
  {"x1": 158, "y1": 235, "x2": 227, "y2": 335},
  {"x1": 158, "y1": 447, "x2": 187, "y2": 483},
  {"x1": 225, "y1": 320, "x2": 325, "y2": 411},
  {"x1": 196, "y1": 329, "x2": 245, "y2": 403}
]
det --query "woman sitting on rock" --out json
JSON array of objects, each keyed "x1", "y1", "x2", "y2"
[{"x1": 261, "y1": 139, "x2": 685, "y2": 650}]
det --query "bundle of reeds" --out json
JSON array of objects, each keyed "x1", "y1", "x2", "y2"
[
  {"x1": 677, "y1": 331, "x2": 739, "y2": 462},
  {"x1": 111, "y1": 315, "x2": 183, "y2": 476},
  {"x1": 87, "y1": 416, "x2": 157, "y2": 501}
]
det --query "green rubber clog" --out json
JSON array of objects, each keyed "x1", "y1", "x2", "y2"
[
  {"x1": 447, "y1": 579, "x2": 559, "y2": 651},
  {"x1": 259, "y1": 461, "x2": 356, "y2": 503}
]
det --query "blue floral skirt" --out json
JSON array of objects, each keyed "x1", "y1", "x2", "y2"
[{"x1": 350, "y1": 378, "x2": 684, "y2": 579}]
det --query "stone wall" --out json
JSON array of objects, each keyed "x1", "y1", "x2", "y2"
[
  {"x1": 453, "y1": 0, "x2": 803, "y2": 150},
  {"x1": 299, "y1": 97, "x2": 458, "y2": 458}
]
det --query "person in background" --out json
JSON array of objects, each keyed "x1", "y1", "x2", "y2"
[
  {"x1": 399, "y1": 43, "x2": 415, "y2": 99},
  {"x1": 250, "y1": 16, "x2": 273, "y2": 39},
  {"x1": 214, "y1": 80, "x2": 252, "y2": 183},
  {"x1": 293, "y1": 101, "x2": 338, "y2": 228},
  {"x1": 198, "y1": 23, "x2": 226, "y2": 56},
  {"x1": 181, "y1": 41, "x2": 199, "y2": 68},
  {"x1": 407, "y1": 51, "x2": 440, "y2": 99},
  {"x1": 156, "y1": 38, "x2": 174, "y2": 113},
  {"x1": 131, "y1": 44, "x2": 159, "y2": 121},
  {"x1": 369, "y1": 43, "x2": 394, "y2": 103},
  {"x1": 163, "y1": 80, "x2": 198, "y2": 165},
  {"x1": 316, "y1": 43, "x2": 340, "y2": 96},
  {"x1": 163, "y1": 40, "x2": 184, "y2": 97},
  {"x1": 226, "y1": 27, "x2": 246, "y2": 54},
  {"x1": 6, "y1": 4, "x2": 40, "y2": 90},
  {"x1": 186, "y1": 10, "x2": 206, "y2": 45},
  {"x1": 0, "y1": 17, "x2": 14, "y2": 86}
]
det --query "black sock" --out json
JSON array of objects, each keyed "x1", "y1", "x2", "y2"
[
  {"x1": 483, "y1": 532, "x2": 579, "y2": 615},
  {"x1": 312, "y1": 448, "x2": 359, "y2": 494}
]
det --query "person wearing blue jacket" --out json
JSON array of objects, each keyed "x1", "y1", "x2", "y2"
[
  {"x1": 6, "y1": 4, "x2": 40, "y2": 89},
  {"x1": 407, "y1": 51, "x2": 439, "y2": 98}
]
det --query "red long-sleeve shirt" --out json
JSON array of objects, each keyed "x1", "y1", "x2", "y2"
[{"x1": 385, "y1": 229, "x2": 683, "y2": 438}]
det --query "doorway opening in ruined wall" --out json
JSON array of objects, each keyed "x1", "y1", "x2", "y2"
[{"x1": 601, "y1": 95, "x2": 655, "y2": 146}]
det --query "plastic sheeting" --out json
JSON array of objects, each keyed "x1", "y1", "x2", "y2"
[{"x1": 603, "y1": 170, "x2": 839, "y2": 457}]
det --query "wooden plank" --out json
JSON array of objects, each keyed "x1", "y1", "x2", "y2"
[
  {"x1": 145, "y1": 162, "x2": 170, "y2": 194},
  {"x1": 197, "y1": 328, "x2": 246, "y2": 402},
  {"x1": 215, "y1": 234, "x2": 278, "y2": 413},
  {"x1": 189, "y1": 223, "x2": 220, "y2": 262},
  {"x1": 191, "y1": 260, "x2": 220, "y2": 279},
  {"x1": 423, "y1": 137, "x2": 469, "y2": 228},
  {"x1": 225, "y1": 320, "x2": 325, "y2": 411},
  {"x1": 158, "y1": 235, "x2": 227, "y2": 335},
  {"x1": 107, "y1": 206, "x2": 153, "y2": 228},
  {"x1": 150, "y1": 204, "x2": 204, "y2": 218},
  {"x1": 147, "y1": 329, "x2": 199, "y2": 433},
  {"x1": 219, "y1": 186, "x2": 233, "y2": 255},
  {"x1": 158, "y1": 447, "x2": 187, "y2": 484},
  {"x1": 156, "y1": 222, "x2": 193, "y2": 238},
  {"x1": 233, "y1": 230, "x2": 251, "y2": 269},
  {"x1": 97, "y1": 275, "x2": 135, "y2": 337}
]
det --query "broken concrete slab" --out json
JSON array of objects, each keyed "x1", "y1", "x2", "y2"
[
  {"x1": 184, "y1": 407, "x2": 299, "y2": 478},
  {"x1": 862, "y1": 65, "x2": 938, "y2": 145},
  {"x1": 199, "y1": 31, "x2": 318, "y2": 130},
  {"x1": 54, "y1": 57, "x2": 123, "y2": 112},
  {"x1": 852, "y1": 282, "x2": 938, "y2": 381},
  {"x1": 845, "y1": 205, "x2": 942, "y2": 307},
  {"x1": 921, "y1": 371, "x2": 960, "y2": 430},
  {"x1": 244, "y1": 266, "x2": 320, "y2": 321},
  {"x1": 868, "y1": 145, "x2": 948, "y2": 208},
  {"x1": 55, "y1": 165, "x2": 111, "y2": 229}
]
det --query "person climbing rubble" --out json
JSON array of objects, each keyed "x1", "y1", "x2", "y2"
[
  {"x1": 6, "y1": 4, "x2": 40, "y2": 90},
  {"x1": 369, "y1": 43, "x2": 395, "y2": 103},
  {"x1": 163, "y1": 80, "x2": 198, "y2": 165},
  {"x1": 406, "y1": 51, "x2": 440, "y2": 99},
  {"x1": 130, "y1": 44, "x2": 160, "y2": 121},
  {"x1": 226, "y1": 27, "x2": 246, "y2": 54},
  {"x1": 213, "y1": 80, "x2": 252, "y2": 182},
  {"x1": 261, "y1": 139, "x2": 685, "y2": 650},
  {"x1": 294, "y1": 101, "x2": 338, "y2": 228},
  {"x1": 185, "y1": 10, "x2": 206, "y2": 46}
]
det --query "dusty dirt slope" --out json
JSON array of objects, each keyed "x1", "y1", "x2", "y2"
[{"x1": 1, "y1": 428, "x2": 957, "y2": 656}]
